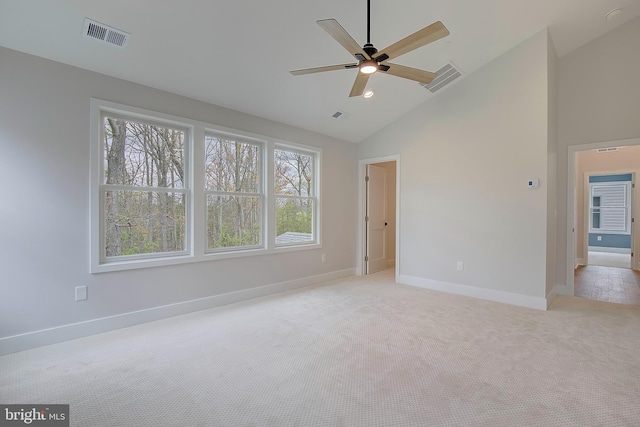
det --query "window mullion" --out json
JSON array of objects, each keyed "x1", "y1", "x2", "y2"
[
  {"x1": 192, "y1": 125, "x2": 205, "y2": 257},
  {"x1": 207, "y1": 190, "x2": 263, "y2": 198},
  {"x1": 102, "y1": 184, "x2": 189, "y2": 193}
]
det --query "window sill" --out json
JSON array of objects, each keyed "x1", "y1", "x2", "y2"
[{"x1": 91, "y1": 243, "x2": 322, "y2": 274}]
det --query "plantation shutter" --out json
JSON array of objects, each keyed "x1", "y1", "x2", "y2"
[{"x1": 591, "y1": 184, "x2": 627, "y2": 231}]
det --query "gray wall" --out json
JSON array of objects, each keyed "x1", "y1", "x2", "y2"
[
  {"x1": 546, "y1": 30, "x2": 559, "y2": 297},
  {"x1": 557, "y1": 16, "x2": 640, "y2": 281},
  {"x1": 0, "y1": 47, "x2": 358, "y2": 352},
  {"x1": 357, "y1": 31, "x2": 553, "y2": 308}
]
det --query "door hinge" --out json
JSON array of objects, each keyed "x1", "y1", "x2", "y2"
[
  {"x1": 365, "y1": 256, "x2": 369, "y2": 262},
  {"x1": 365, "y1": 175, "x2": 370, "y2": 182},
  {"x1": 365, "y1": 216, "x2": 369, "y2": 222},
  {"x1": 633, "y1": 183, "x2": 635, "y2": 188},
  {"x1": 633, "y1": 218, "x2": 635, "y2": 223},
  {"x1": 632, "y1": 252, "x2": 634, "y2": 257}
]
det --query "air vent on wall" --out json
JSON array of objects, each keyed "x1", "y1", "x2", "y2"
[
  {"x1": 419, "y1": 62, "x2": 462, "y2": 93},
  {"x1": 82, "y1": 18, "x2": 130, "y2": 48}
]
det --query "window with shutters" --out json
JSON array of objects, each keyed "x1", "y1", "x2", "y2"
[{"x1": 589, "y1": 182, "x2": 631, "y2": 234}]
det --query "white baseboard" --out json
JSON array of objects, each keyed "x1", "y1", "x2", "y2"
[
  {"x1": 546, "y1": 288, "x2": 558, "y2": 309},
  {"x1": 0, "y1": 268, "x2": 355, "y2": 356},
  {"x1": 554, "y1": 284, "x2": 572, "y2": 296},
  {"x1": 575, "y1": 258, "x2": 585, "y2": 268},
  {"x1": 588, "y1": 246, "x2": 631, "y2": 254},
  {"x1": 397, "y1": 275, "x2": 548, "y2": 311}
]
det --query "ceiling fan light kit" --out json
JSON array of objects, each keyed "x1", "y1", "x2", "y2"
[
  {"x1": 290, "y1": 0, "x2": 449, "y2": 97},
  {"x1": 360, "y1": 60, "x2": 378, "y2": 74}
]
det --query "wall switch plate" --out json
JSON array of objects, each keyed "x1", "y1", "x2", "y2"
[
  {"x1": 321, "y1": 254, "x2": 327, "y2": 263},
  {"x1": 597, "y1": 236, "x2": 602, "y2": 241},
  {"x1": 75, "y1": 286, "x2": 87, "y2": 301},
  {"x1": 456, "y1": 261, "x2": 464, "y2": 271}
]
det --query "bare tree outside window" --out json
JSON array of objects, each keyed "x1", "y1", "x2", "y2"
[
  {"x1": 103, "y1": 117, "x2": 186, "y2": 257},
  {"x1": 274, "y1": 148, "x2": 314, "y2": 244},
  {"x1": 92, "y1": 101, "x2": 322, "y2": 272},
  {"x1": 205, "y1": 136, "x2": 262, "y2": 250}
]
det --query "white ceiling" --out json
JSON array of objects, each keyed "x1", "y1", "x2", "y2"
[{"x1": 1, "y1": 0, "x2": 639, "y2": 143}]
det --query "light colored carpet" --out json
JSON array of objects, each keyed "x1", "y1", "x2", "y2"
[
  {"x1": 2, "y1": 269, "x2": 640, "y2": 426},
  {"x1": 588, "y1": 251, "x2": 631, "y2": 269}
]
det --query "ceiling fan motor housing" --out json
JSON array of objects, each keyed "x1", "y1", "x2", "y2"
[{"x1": 363, "y1": 43, "x2": 378, "y2": 58}]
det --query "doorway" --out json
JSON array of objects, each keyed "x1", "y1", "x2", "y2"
[
  {"x1": 568, "y1": 140, "x2": 640, "y2": 306},
  {"x1": 359, "y1": 156, "x2": 399, "y2": 277},
  {"x1": 585, "y1": 173, "x2": 633, "y2": 269}
]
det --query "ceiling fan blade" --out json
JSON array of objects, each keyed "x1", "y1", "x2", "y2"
[
  {"x1": 382, "y1": 63, "x2": 437, "y2": 84},
  {"x1": 290, "y1": 63, "x2": 358, "y2": 75},
  {"x1": 349, "y1": 72, "x2": 370, "y2": 97},
  {"x1": 317, "y1": 19, "x2": 370, "y2": 60},
  {"x1": 377, "y1": 21, "x2": 449, "y2": 62}
]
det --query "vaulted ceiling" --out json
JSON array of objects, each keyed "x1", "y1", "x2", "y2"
[{"x1": 1, "y1": 0, "x2": 639, "y2": 142}]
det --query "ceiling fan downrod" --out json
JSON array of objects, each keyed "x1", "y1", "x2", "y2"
[
  {"x1": 367, "y1": 0, "x2": 371, "y2": 44},
  {"x1": 363, "y1": 0, "x2": 378, "y2": 57}
]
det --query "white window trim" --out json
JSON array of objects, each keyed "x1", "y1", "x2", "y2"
[
  {"x1": 90, "y1": 99, "x2": 321, "y2": 273},
  {"x1": 588, "y1": 181, "x2": 631, "y2": 235}
]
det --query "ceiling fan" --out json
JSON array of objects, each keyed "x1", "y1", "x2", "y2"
[{"x1": 290, "y1": 0, "x2": 450, "y2": 97}]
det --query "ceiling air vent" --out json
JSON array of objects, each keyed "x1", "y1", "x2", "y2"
[
  {"x1": 331, "y1": 111, "x2": 348, "y2": 120},
  {"x1": 82, "y1": 18, "x2": 130, "y2": 48},
  {"x1": 419, "y1": 62, "x2": 462, "y2": 93}
]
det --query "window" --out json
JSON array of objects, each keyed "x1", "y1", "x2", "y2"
[
  {"x1": 91, "y1": 99, "x2": 321, "y2": 272},
  {"x1": 274, "y1": 147, "x2": 317, "y2": 246},
  {"x1": 589, "y1": 182, "x2": 630, "y2": 233},
  {"x1": 100, "y1": 114, "x2": 189, "y2": 262},
  {"x1": 205, "y1": 134, "x2": 262, "y2": 251}
]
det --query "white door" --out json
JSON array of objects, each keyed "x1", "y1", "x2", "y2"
[{"x1": 366, "y1": 164, "x2": 387, "y2": 274}]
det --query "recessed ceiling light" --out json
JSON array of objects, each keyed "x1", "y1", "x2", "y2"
[
  {"x1": 363, "y1": 90, "x2": 374, "y2": 99},
  {"x1": 606, "y1": 8, "x2": 622, "y2": 21}
]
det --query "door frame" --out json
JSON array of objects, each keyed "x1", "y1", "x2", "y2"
[
  {"x1": 358, "y1": 155, "x2": 400, "y2": 278},
  {"x1": 566, "y1": 137, "x2": 640, "y2": 295}
]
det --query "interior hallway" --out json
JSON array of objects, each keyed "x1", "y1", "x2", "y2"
[{"x1": 574, "y1": 252, "x2": 640, "y2": 306}]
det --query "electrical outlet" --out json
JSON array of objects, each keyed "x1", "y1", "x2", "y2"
[
  {"x1": 321, "y1": 254, "x2": 327, "y2": 263},
  {"x1": 456, "y1": 261, "x2": 464, "y2": 271},
  {"x1": 75, "y1": 286, "x2": 87, "y2": 301}
]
